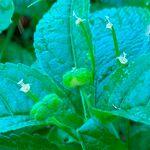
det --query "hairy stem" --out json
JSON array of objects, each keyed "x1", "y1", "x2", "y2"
[
  {"x1": 111, "y1": 26, "x2": 121, "y2": 57},
  {"x1": 80, "y1": 22, "x2": 95, "y2": 83},
  {"x1": 80, "y1": 22, "x2": 96, "y2": 106},
  {"x1": 70, "y1": 8, "x2": 91, "y2": 120},
  {"x1": 27, "y1": 91, "x2": 39, "y2": 103}
]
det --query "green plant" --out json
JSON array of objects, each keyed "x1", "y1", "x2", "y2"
[{"x1": 1, "y1": 0, "x2": 150, "y2": 149}]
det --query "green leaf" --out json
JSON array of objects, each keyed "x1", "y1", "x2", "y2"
[
  {"x1": 96, "y1": 54, "x2": 150, "y2": 125},
  {"x1": 0, "y1": 133, "x2": 58, "y2": 149},
  {"x1": 91, "y1": 7, "x2": 150, "y2": 124},
  {"x1": 0, "y1": 116, "x2": 47, "y2": 134},
  {"x1": 0, "y1": 63, "x2": 64, "y2": 133},
  {"x1": 90, "y1": 107, "x2": 117, "y2": 124},
  {"x1": 34, "y1": 0, "x2": 92, "y2": 85},
  {"x1": 0, "y1": 0, "x2": 14, "y2": 33},
  {"x1": 77, "y1": 118, "x2": 127, "y2": 150}
]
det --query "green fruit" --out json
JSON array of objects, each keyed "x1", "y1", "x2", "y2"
[
  {"x1": 30, "y1": 102, "x2": 43, "y2": 116},
  {"x1": 63, "y1": 68, "x2": 91, "y2": 88},
  {"x1": 42, "y1": 94, "x2": 62, "y2": 111},
  {"x1": 30, "y1": 93, "x2": 62, "y2": 120},
  {"x1": 34, "y1": 105, "x2": 49, "y2": 120}
]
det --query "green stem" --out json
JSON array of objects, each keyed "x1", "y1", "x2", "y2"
[
  {"x1": 111, "y1": 26, "x2": 121, "y2": 57},
  {"x1": 70, "y1": 9, "x2": 91, "y2": 120},
  {"x1": 79, "y1": 88, "x2": 88, "y2": 121},
  {"x1": 79, "y1": 22, "x2": 96, "y2": 106},
  {"x1": 70, "y1": 1, "x2": 78, "y2": 68},
  {"x1": 27, "y1": 91, "x2": 39, "y2": 103},
  {"x1": 80, "y1": 22, "x2": 95, "y2": 83},
  {"x1": 77, "y1": 130, "x2": 86, "y2": 150}
]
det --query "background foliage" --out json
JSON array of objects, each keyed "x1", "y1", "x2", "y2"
[{"x1": 0, "y1": 0, "x2": 150, "y2": 149}]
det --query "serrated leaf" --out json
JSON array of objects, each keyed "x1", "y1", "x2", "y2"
[
  {"x1": 99, "y1": 53, "x2": 150, "y2": 125},
  {"x1": 0, "y1": 0, "x2": 14, "y2": 33},
  {"x1": 34, "y1": 0, "x2": 92, "y2": 85},
  {"x1": 91, "y1": 7, "x2": 150, "y2": 124}
]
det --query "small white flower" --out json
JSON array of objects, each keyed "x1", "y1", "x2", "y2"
[
  {"x1": 116, "y1": 52, "x2": 128, "y2": 64},
  {"x1": 106, "y1": 22, "x2": 113, "y2": 29},
  {"x1": 17, "y1": 79, "x2": 30, "y2": 93},
  {"x1": 73, "y1": 11, "x2": 85, "y2": 25},
  {"x1": 105, "y1": 16, "x2": 113, "y2": 30}
]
